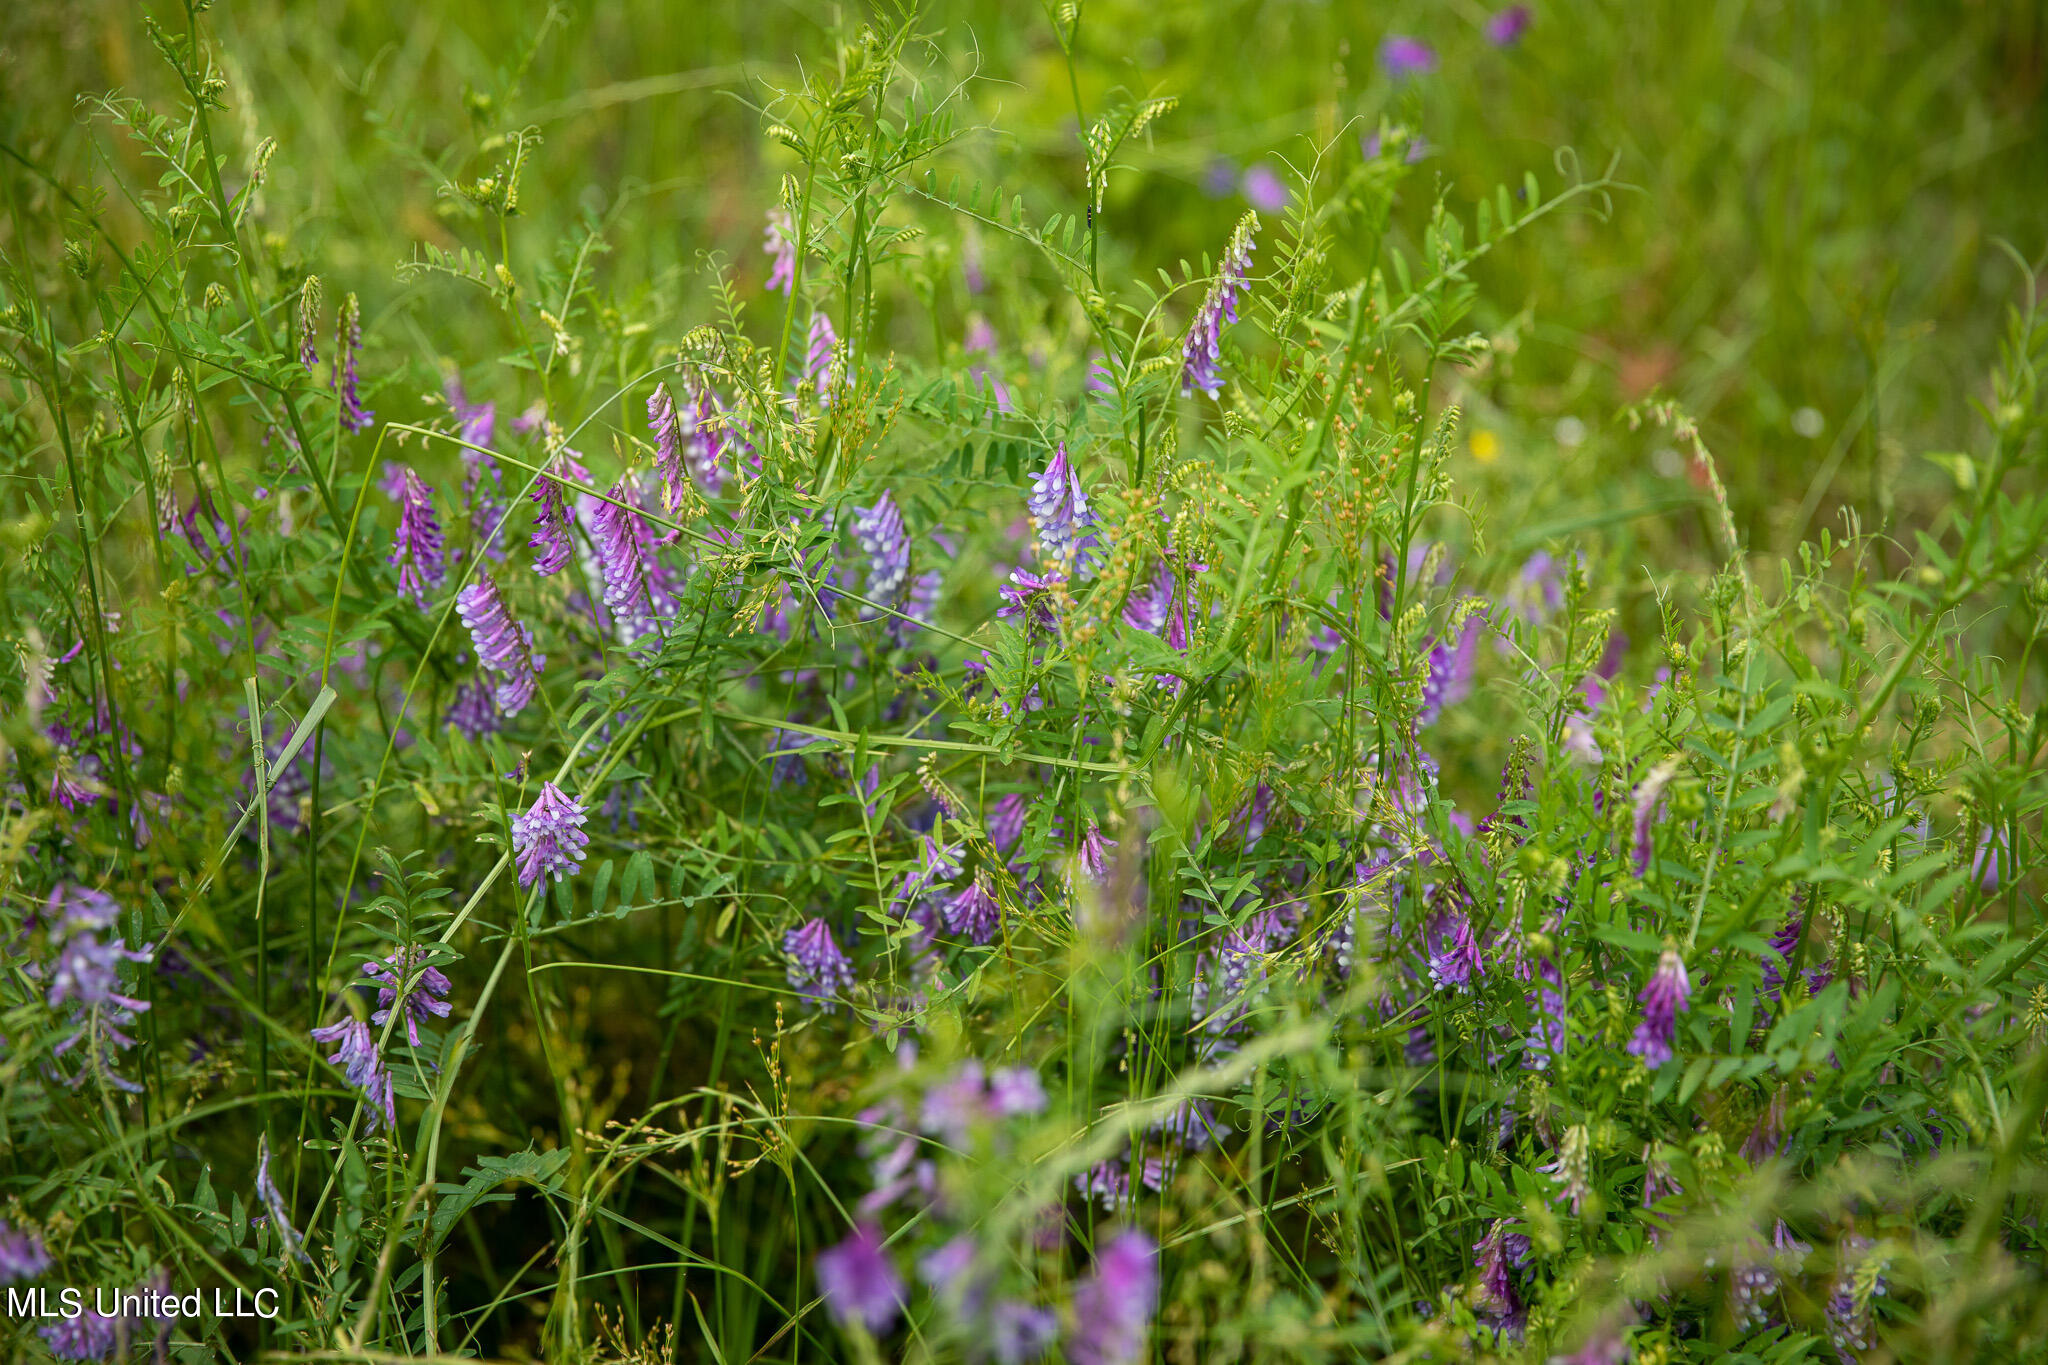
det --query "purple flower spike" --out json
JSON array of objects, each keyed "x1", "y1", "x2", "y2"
[
  {"x1": 785, "y1": 917, "x2": 856, "y2": 1007},
  {"x1": 334, "y1": 293, "x2": 374, "y2": 433},
  {"x1": 254, "y1": 1134, "x2": 310, "y2": 1264},
  {"x1": 529, "y1": 458, "x2": 576, "y2": 575},
  {"x1": 446, "y1": 376, "x2": 497, "y2": 450},
  {"x1": 0, "y1": 1220, "x2": 51, "y2": 1284},
  {"x1": 943, "y1": 876, "x2": 1001, "y2": 945},
  {"x1": 648, "y1": 381, "x2": 689, "y2": 509},
  {"x1": 363, "y1": 948, "x2": 454, "y2": 1048},
  {"x1": 1124, "y1": 562, "x2": 1175, "y2": 633},
  {"x1": 1240, "y1": 162, "x2": 1289, "y2": 212},
  {"x1": 456, "y1": 576, "x2": 545, "y2": 716},
  {"x1": 998, "y1": 567, "x2": 1065, "y2": 636},
  {"x1": 816, "y1": 1222, "x2": 904, "y2": 1336},
  {"x1": 1079, "y1": 824, "x2": 1116, "y2": 884},
  {"x1": 764, "y1": 208, "x2": 797, "y2": 293},
  {"x1": 389, "y1": 468, "x2": 447, "y2": 608},
  {"x1": 1627, "y1": 948, "x2": 1691, "y2": 1068},
  {"x1": 1380, "y1": 35, "x2": 1438, "y2": 78},
  {"x1": 989, "y1": 1065, "x2": 1047, "y2": 1116},
  {"x1": 1424, "y1": 894, "x2": 1484, "y2": 992},
  {"x1": 1419, "y1": 613, "x2": 1481, "y2": 726},
  {"x1": 1630, "y1": 756, "x2": 1681, "y2": 877},
  {"x1": 1487, "y1": 6, "x2": 1533, "y2": 46},
  {"x1": 1181, "y1": 212, "x2": 1258, "y2": 398},
  {"x1": 855, "y1": 491, "x2": 911, "y2": 599},
  {"x1": 512, "y1": 781, "x2": 590, "y2": 888},
  {"x1": 1026, "y1": 444, "x2": 1097, "y2": 567},
  {"x1": 590, "y1": 481, "x2": 653, "y2": 626},
  {"x1": 987, "y1": 793, "x2": 1028, "y2": 853},
  {"x1": 990, "y1": 1301, "x2": 1060, "y2": 1364},
  {"x1": 310, "y1": 1016, "x2": 396, "y2": 1131},
  {"x1": 39, "y1": 1310, "x2": 119, "y2": 1361},
  {"x1": 806, "y1": 312, "x2": 840, "y2": 401},
  {"x1": 1069, "y1": 1230, "x2": 1158, "y2": 1365}
]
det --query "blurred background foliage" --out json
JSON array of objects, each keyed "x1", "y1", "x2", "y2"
[{"x1": 4, "y1": 0, "x2": 2043, "y2": 557}]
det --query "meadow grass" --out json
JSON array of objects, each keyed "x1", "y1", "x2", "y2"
[{"x1": 0, "y1": 3, "x2": 2044, "y2": 1363}]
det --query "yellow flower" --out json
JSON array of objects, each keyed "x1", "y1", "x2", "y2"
[{"x1": 1469, "y1": 429, "x2": 1500, "y2": 464}]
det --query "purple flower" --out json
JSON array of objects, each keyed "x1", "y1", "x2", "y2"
[
  {"x1": 0, "y1": 1220, "x2": 50, "y2": 1284},
  {"x1": 1473, "y1": 1219, "x2": 1526, "y2": 1329},
  {"x1": 998, "y1": 567, "x2": 1065, "y2": 636},
  {"x1": 943, "y1": 876, "x2": 1001, "y2": 945},
  {"x1": 784, "y1": 917, "x2": 856, "y2": 1006},
  {"x1": 1423, "y1": 895, "x2": 1484, "y2": 992},
  {"x1": 512, "y1": 781, "x2": 590, "y2": 888},
  {"x1": 253, "y1": 1134, "x2": 309, "y2": 1264},
  {"x1": 1069, "y1": 1230, "x2": 1158, "y2": 1365},
  {"x1": 855, "y1": 491, "x2": 911, "y2": 599},
  {"x1": 1123, "y1": 563, "x2": 1176, "y2": 633},
  {"x1": 1826, "y1": 1234, "x2": 1888, "y2": 1362},
  {"x1": 1079, "y1": 823, "x2": 1116, "y2": 884},
  {"x1": 1629, "y1": 757, "x2": 1681, "y2": 877},
  {"x1": 1487, "y1": 6, "x2": 1533, "y2": 46},
  {"x1": 297, "y1": 279, "x2": 321, "y2": 373},
  {"x1": 763, "y1": 208, "x2": 797, "y2": 292},
  {"x1": 446, "y1": 376, "x2": 497, "y2": 450},
  {"x1": 1181, "y1": 213, "x2": 1258, "y2": 398},
  {"x1": 1420, "y1": 614, "x2": 1481, "y2": 726},
  {"x1": 529, "y1": 457, "x2": 577, "y2": 575},
  {"x1": 1026, "y1": 444, "x2": 1096, "y2": 566},
  {"x1": 456, "y1": 576, "x2": 545, "y2": 716},
  {"x1": 1974, "y1": 824, "x2": 2009, "y2": 891},
  {"x1": 447, "y1": 680, "x2": 502, "y2": 740},
  {"x1": 311, "y1": 1016, "x2": 396, "y2": 1131},
  {"x1": 334, "y1": 293, "x2": 374, "y2": 433},
  {"x1": 987, "y1": 794, "x2": 1028, "y2": 853},
  {"x1": 590, "y1": 480, "x2": 654, "y2": 628},
  {"x1": 805, "y1": 312, "x2": 840, "y2": 401},
  {"x1": 990, "y1": 1301, "x2": 1060, "y2": 1363},
  {"x1": 1627, "y1": 948, "x2": 1690, "y2": 1067},
  {"x1": 45, "y1": 888, "x2": 152, "y2": 1014},
  {"x1": 389, "y1": 468, "x2": 447, "y2": 608},
  {"x1": 363, "y1": 948, "x2": 453, "y2": 1047},
  {"x1": 889, "y1": 569, "x2": 943, "y2": 647},
  {"x1": 39, "y1": 1310, "x2": 119, "y2": 1361},
  {"x1": 815, "y1": 1222, "x2": 903, "y2": 1335},
  {"x1": 648, "y1": 381, "x2": 690, "y2": 508},
  {"x1": 1203, "y1": 155, "x2": 1239, "y2": 197},
  {"x1": 1240, "y1": 162, "x2": 1289, "y2": 212},
  {"x1": 1380, "y1": 35, "x2": 1437, "y2": 78},
  {"x1": 989, "y1": 1065, "x2": 1047, "y2": 1116}
]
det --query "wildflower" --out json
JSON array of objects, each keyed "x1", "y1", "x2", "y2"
[
  {"x1": 310, "y1": 1016, "x2": 396, "y2": 1131},
  {"x1": 529, "y1": 457, "x2": 576, "y2": 575},
  {"x1": 889, "y1": 568, "x2": 943, "y2": 646},
  {"x1": 1543, "y1": 1123, "x2": 1592, "y2": 1216},
  {"x1": 987, "y1": 793, "x2": 1028, "y2": 853},
  {"x1": 512, "y1": 781, "x2": 590, "y2": 888},
  {"x1": 589, "y1": 481, "x2": 653, "y2": 626},
  {"x1": 455, "y1": 576, "x2": 545, "y2": 716},
  {"x1": 45, "y1": 887, "x2": 152, "y2": 1015},
  {"x1": 1826, "y1": 1234, "x2": 1889, "y2": 1363},
  {"x1": 1026, "y1": 444, "x2": 1097, "y2": 566},
  {"x1": 0, "y1": 1220, "x2": 50, "y2": 1284},
  {"x1": 1229, "y1": 164, "x2": 1287, "y2": 217},
  {"x1": 446, "y1": 375, "x2": 497, "y2": 450},
  {"x1": 334, "y1": 293, "x2": 374, "y2": 432},
  {"x1": 39, "y1": 1310, "x2": 119, "y2": 1361},
  {"x1": 1419, "y1": 615, "x2": 1481, "y2": 725},
  {"x1": 997, "y1": 567, "x2": 1065, "y2": 636},
  {"x1": 1487, "y1": 6, "x2": 1533, "y2": 46},
  {"x1": 1526, "y1": 962, "x2": 1566, "y2": 1069},
  {"x1": 763, "y1": 208, "x2": 797, "y2": 292},
  {"x1": 784, "y1": 917, "x2": 856, "y2": 1006},
  {"x1": 1123, "y1": 563, "x2": 1175, "y2": 633},
  {"x1": 1629, "y1": 756, "x2": 1681, "y2": 876},
  {"x1": 1078, "y1": 823, "x2": 1116, "y2": 884},
  {"x1": 1423, "y1": 890, "x2": 1484, "y2": 992},
  {"x1": 805, "y1": 311, "x2": 840, "y2": 401},
  {"x1": 943, "y1": 875, "x2": 1001, "y2": 945},
  {"x1": 647, "y1": 381, "x2": 689, "y2": 508},
  {"x1": 253, "y1": 1134, "x2": 310, "y2": 1264},
  {"x1": 854, "y1": 491, "x2": 911, "y2": 599},
  {"x1": 389, "y1": 468, "x2": 447, "y2": 608},
  {"x1": 1627, "y1": 948, "x2": 1691, "y2": 1067},
  {"x1": 447, "y1": 680, "x2": 501, "y2": 740},
  {"x1": 363, "y1": 948, "x2": 454, "y2": 1047},
  {"x1": 1181, "y1": 212, "x2": 1258, "y2": 398},
  {"x1": 989, "y1": 1301, "x2": 1060, "y2": 1363},
  {"x1": 296, "y1": 277, "x2": 321, "y2": 372},
  {"x1": 990, "y1": 1065, "x2": 1047, "y2": 1116},
  {"x1": 1473, "y1": 1219, "x2": 1528, "y2": 1337},
  {"x1": 1069, "y1": 1230, "x2": 1158, "y2": 1365},
  {"x1": 1380, "y1": 35, "x2": 1437, "y2": 78},
  {"x1": 815, "y1": 1222, "x2": 904, "y2": 1335},
  {"x1": 1076, "y1": 1159, "x2": 1134, "y2": 1212}
]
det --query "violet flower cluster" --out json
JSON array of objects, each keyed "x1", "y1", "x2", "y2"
[{"x1": 1181, "y1": 212, "x2": 1259, "y2": 399}]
